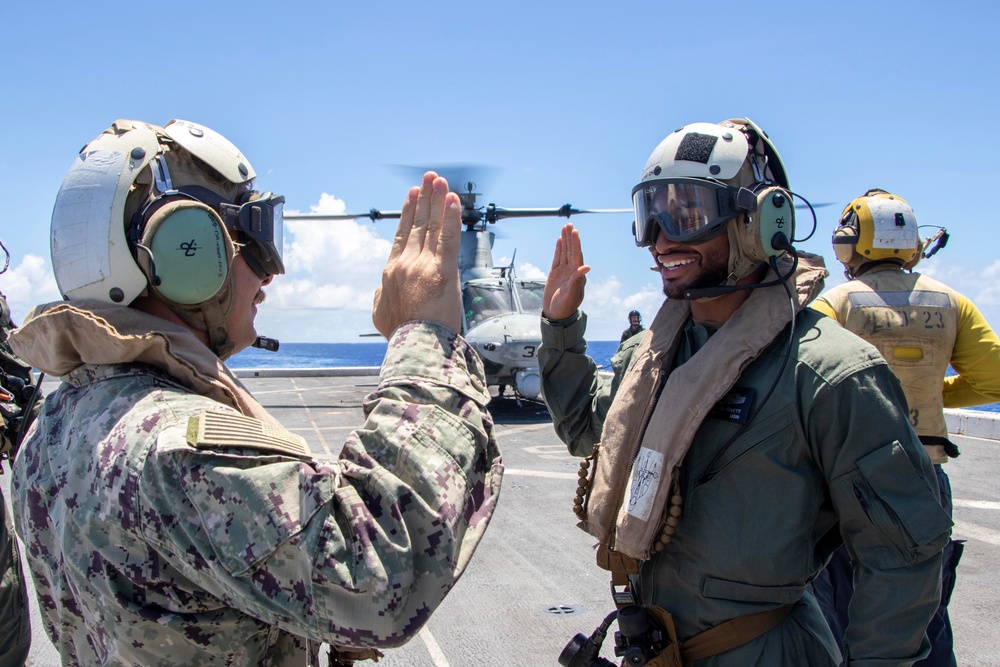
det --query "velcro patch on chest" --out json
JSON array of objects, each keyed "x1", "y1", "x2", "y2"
[
  {"x1": 707, "y1": 387, "x2": 756, "y2": 425},
  {"x1": 185, "y1": 409, "x2": 312, "y2": 459}
]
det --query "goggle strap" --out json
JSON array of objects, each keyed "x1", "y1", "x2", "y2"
[
  {"x1": 152, "y1": 155, "x2": 173, "y2": 195},
  {"x1": 735, "y1": 187, "x2": 757, "y2": 213},
  {"x1": 172, "y1": 185, "x2": 247, "y2": 234}
]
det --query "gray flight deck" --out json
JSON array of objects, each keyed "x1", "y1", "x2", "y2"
[{"x1": 8, "y1": 373, "x2": 1000, "y2": 666}]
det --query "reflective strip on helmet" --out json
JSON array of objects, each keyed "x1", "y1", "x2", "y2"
[{"x1": 867, "y1": 197, "x2": 918, "y2": 250}]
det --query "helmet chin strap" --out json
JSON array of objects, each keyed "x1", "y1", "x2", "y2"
[
  {"x1": 725, "y1": 215, "x2": 765, "y2": 286},
  {"x1": 683, "y1": 218, "x2": 797, "y2": 301},
  {"x1": 157, "y1": 281, "x2": 238, "y2": 359}
]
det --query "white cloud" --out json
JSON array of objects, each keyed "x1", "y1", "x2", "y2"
[
  {"x1": 261, "y1": 192, "x2": 394, "y2": 340},
  {"x1": 577, "y1": 275, "x2": 664, "y2": 340},
  {"x1": 515, "y1": 262, "x2": 547, "y2": 281},
  {"x1": 921, "y1": 258, "x2": 1000, "y2": 328},
  {"x1": 0, "y1": 253, "x2": 60, "y2": 324},
  {"x1": 966, "y1": 263, "x2": 1000, "y2": 329}
]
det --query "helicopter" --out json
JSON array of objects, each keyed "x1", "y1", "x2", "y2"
[{"x1": 284, "y1": 169, "x2": 629, "y2": 400}]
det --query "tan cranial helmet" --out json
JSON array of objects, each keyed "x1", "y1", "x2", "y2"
[
  {"x1": 50, "y1": 119, "x2": 285, "y2": 359},
  {"x1": 832, "y1": 189, "x2": 922, "y2": 278},
  {"x1": 631, "y1": 118, "x2": 795, "y2": 286}
]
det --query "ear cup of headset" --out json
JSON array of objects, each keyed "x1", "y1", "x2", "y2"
[
  {"x1": 740, "y1": 185, "x2": 795, "y2": 263},
  {"x1": 138, "y1": 200, "x2": 233, "y2": 305},
  {"x1": 832, "y1": 225, "x2": 859, "y2": 263}
]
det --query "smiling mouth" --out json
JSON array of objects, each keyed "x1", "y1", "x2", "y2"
[
  {"x1": 253, "y1": 292, "x2": 266, "y2": 306},
  {"x1": 657, "y1": 257, "x2": 697, "y2": 271}
]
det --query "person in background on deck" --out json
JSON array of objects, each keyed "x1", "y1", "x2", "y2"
[
  {"x1": 8, "y1": 119, "x2": 502, "y2": 666},
  {"x1": 620, "y1": 310, "x2": 645, "y2": 344},
  {"x1": 0, "y1": 256, "x2": 41, "y2": 667},
  {"x1": 538, "y1": 118, "x2": 950, "y2": 665},
  {"x1": 810, "y1": 188, "x2": 1000, "y2": 667}
]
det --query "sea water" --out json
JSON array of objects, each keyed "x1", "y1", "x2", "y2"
[
  {"x1": 229, "y1": 341, "x2": 999, "y2": 413},
  {"x1": 229, "y1": 341, "x2": 625, "y2": 372}
]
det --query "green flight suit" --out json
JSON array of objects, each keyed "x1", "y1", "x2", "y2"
[{"x1": 540, "y1": 310, "x2": 950, "y2": 666}]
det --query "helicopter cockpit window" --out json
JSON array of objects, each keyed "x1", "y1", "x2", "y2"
[
  {"x1": 463, "y1": 281, "x2": 513, "y2": 326},
  {"x1": 515, "y1": 280, "x2": 546, "y2": 315}
]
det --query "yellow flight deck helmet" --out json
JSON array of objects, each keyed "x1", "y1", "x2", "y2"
[{"x1": 832, "y1": 189, "x2": 921, "y2": 277}]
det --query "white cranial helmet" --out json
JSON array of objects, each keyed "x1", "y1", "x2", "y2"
[
  {"x1": 632, "y1": 118, "x2": 794, "y2": 284},
  {"x1": 50, "y1": 119, "x2": 282, "y2": 359}
]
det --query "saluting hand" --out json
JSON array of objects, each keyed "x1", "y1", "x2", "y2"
[
  {"x1": 542, "y1": 223, "x2": 590, "y2": 321},
  {"x1": 373, "y1": 172, "x2": 463, "y2": 337}
]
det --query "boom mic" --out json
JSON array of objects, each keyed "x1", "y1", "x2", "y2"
[
  {"x1": 252, "y1": 336, "x2": 280, "y2": 352},
  {"x1": 683, "y1": 233, "x2": 796, "y2": 301},
  {"x1": 683, "y1": 284, "x2": 748, "y2": 300}
]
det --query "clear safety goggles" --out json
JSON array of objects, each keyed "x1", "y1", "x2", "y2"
[
  {"x1": 631, "y1": 178, "x2": 740, "y2": 247},
  {"x1": 219, "y1": 192, "x2": 285, "y2": 278}
]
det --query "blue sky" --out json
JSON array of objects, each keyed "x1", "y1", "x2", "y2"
[{"x1": 2, "y1": 1, "x2": 998, "y2": 342}]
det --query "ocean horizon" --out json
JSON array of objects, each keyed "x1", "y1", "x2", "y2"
[
  {"x1": 229, "y1": 341, "x2": 1000, "y2": 413},
  {"x1": 229, "y1": 340, "x2": 625, "y2": 373}
]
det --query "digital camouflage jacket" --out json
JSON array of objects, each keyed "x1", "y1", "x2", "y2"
[{"x1": 10, "y1": 302, "x2": 502, "y2": 666}]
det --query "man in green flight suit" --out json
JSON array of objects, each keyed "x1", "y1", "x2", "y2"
[
  {"x1": 8, "y1": 119, "x2": 502, "y2": 666},
  {"x1": 539, "y1": 119, "x2": 950, "y2": 665}
]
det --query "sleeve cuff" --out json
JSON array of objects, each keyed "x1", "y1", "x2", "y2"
[
  {"x1": 380, "y1": 321, "x2": 490, "y2": 404},
  {"x1": 541, "y1": 310, "x2": 588, "y2": 353}
]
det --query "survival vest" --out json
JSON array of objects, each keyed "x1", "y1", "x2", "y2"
[{"x1": 820, "y1": 265, "x2": 958, "y2": 463}]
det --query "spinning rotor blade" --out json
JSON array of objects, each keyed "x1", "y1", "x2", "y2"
[
  {"x1": 284, "y1": 209, "x2": 402, "y2": 222},
  {"x1": 794, "y1": 201, "x2": 835, "y2": 210},
  {"x1": 392, "y1": 164, "x2": 500, "y2": 196},
  {"x1": 486, "y1": 205, "x2": 631, "y2": 222}
]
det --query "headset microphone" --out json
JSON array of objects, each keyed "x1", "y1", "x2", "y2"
[
  {"x1": 682, "y1": 233, "x2": 797, "y2": 301},
  {"x1": 683, "y1": 284, "x2": 745, "y2": 300},
  {"x1": 252, "y1": 336, "x2": 280, "y2": 352}
]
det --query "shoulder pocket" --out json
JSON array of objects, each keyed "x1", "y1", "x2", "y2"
[
  {"x1": 851, "y1": 441, "x2": 951, "y2": 567},
  {"x1": 163, "y1": 412, "x2": 335, "y2": 576},
  {"x1": 179, "y1": 452, "x2": 336, "y2": 576}
]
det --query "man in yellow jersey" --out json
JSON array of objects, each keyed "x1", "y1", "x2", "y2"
[{"x1": 811, "y1": 188, "x2": 1000, "y2": 667}]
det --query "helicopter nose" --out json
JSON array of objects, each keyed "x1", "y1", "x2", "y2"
[{"x1": 514, "y1": 368, "x2": 542, "y2": 400}]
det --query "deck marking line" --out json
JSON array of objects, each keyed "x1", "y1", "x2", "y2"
[
  {"x1": 418, "y1": 627, "x2": 450, "y2": 667},
  {"x1": 291, "y1": 378, "x2": 332, "y2": 457},
  {"x1": 502, "y1": 468, "x2": 579, "y2": 480},
  {"x1": 953, "y1": 499, "x2": 1000, "y2": 511},
  {"x1": 952, "y1": 520, "x2": 1000, "y2": 547},
  {"x1": 498, "y1": 423, "x2": 557, "y2": 435}
]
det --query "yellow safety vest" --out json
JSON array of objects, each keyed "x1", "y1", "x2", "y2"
[{"x1": 817, "y1": 265, "x2": 958, "y2": 463}]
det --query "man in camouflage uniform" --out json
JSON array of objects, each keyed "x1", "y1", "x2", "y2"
[
  {"x1": 1, "y1": 263, "x2": 39, "y2": 667},
  {"x1": 8, "y1": 120, "x2": 502, "y2": 666}
]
